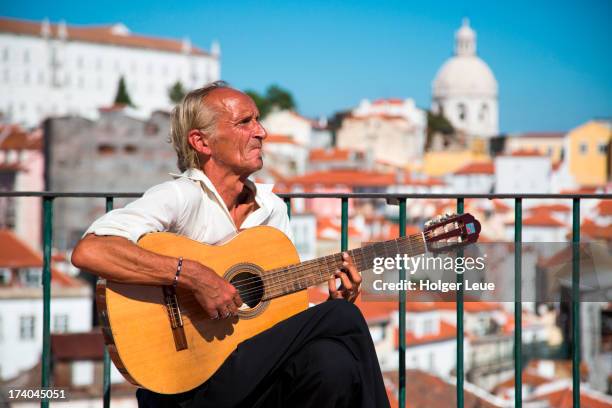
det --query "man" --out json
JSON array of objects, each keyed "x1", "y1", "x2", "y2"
[{"x1": 72, "y1": 81, "x2": 390, "y2": 408}]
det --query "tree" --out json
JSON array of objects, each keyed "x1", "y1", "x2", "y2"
[
  {"x1": 426, "y1": 110, "x2": 454, "y2": 150},
  {"x1": 245, "y1": 90, "x2": 270, "y2": 118},
  {"x1": 114, "y1": 76, "x2": 134, "y2": 107},
  {"x1": 245, "y1": 84, "x2": 296, "y2": 119},
  {"x1": 168, "y1": 80, "x2": 186, "y2": 104},
  {"x1": 265, "y1": 84, "x2": 295, "y2": 111}
]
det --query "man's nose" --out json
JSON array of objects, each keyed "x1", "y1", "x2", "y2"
[{"x1": 254, "y1": 122, "x2": 267, "y2": 139}]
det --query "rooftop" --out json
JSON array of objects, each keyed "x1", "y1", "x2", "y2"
[{"x1": 0, "y1": 17, "x2": 210, "y2": 56}]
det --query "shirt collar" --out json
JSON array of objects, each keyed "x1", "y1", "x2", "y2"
[{"x1": 169, "y1": 168, "x2": 275, "y2": 217}]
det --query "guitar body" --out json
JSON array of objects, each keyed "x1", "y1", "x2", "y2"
[{"x1": 96, "y1": 226, "x2": 307, "y2": 394}]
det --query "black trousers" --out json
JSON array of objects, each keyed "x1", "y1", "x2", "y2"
[{"x1": 137, "y1": 299, "x2": 390, "y2": 408}]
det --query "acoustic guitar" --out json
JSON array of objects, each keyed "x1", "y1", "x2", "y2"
[{"x1": 96, "y1": 213, "x2": 480, "y2": 394}]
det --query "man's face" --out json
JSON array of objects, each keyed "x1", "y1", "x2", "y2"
[{"x1": 206, "y1": 89, "x2": 267, "y2": 176}]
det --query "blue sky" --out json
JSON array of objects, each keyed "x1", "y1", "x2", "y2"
[{"x1": 2, "y1": 0, "x2": 611, "y2": 133}]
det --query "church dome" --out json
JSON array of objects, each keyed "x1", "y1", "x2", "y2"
[{"x1": 432, "y1": 19, "x2": 498, "y2": 98}]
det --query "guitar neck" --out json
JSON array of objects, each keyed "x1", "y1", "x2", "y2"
[{"x1": 261, "y1": 232, "x2": 427, "y2": 301}]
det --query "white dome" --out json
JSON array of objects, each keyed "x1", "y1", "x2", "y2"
[
  {"x1": 433, "y1": 55, "x2": 498, "y2": 98},
  {"x1": 432, "y1": 19, "x2": 497, "y2": 98}
]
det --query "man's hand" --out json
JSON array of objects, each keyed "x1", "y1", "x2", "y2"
[
  {"x1": 328, "y1": 252, "x2": 361, "y2": 303},
  {"x1": 181, "y1": 260, "x2": 243, "y2": 319}
]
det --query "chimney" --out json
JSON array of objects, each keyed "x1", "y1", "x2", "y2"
[{"x1": 57, "y1": 20, "x2": 68, "y2": 41}]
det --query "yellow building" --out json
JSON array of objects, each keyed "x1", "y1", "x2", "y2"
[{"x1": 568, "y1": 120, "x2": 611, "y2": 186}]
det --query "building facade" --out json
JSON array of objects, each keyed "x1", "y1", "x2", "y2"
[
  {"x1": 0, "y1": 17, "x2": 220, "y2": 128},
  {"x1": 336, "y1": 98, "x2": 427, "y2": 167},
  {"x1": 44, "y1": 109, "x2": 176, "y2": 250}
]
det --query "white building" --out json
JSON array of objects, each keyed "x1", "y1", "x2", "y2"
[
  {"x1": 0, "y1": 17, "x2": 220, "y2": 128},
  {"x1": 432, "y1": 19, "x2": 498, "y2": 138},
  {"x1": 0, "y1": 229, "x2": 91, "y2": 380},
  {"x1": 495, "y1": 152, "x2": 552, "y2": 194},
  {"x1": 447, "y1": 161, "x2": 495, "y2": 193},
  {"x1": 337, "y1": 98, "x2": 427, "y2": 167}
]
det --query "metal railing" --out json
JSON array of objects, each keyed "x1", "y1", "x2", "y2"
[{"x1": 1, "y1": 191, "x2": 610, "y2": 408}]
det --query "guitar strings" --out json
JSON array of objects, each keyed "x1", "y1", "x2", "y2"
[
  {"x1": 229, "y1": 236, "x2": 429, "y2": 301},
  {"x1": 225, "y1": 229, "x2": 447, "y2": 290},
  {"x1": 228, "y1": 233, "x2": 429, "y2": 292},
  {"x1": 228, "y1": 233, "x2": 435, "y2": 296}
]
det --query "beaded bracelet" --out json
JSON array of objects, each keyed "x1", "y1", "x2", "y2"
[{"x1": 173, "y1": 257, "x2": 183, "y2": 289}]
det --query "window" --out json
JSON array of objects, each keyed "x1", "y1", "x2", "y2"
[
  {"x1": 53, "y1": 314, "x2": 69, "y2": 333},
  {"x1": 423, "y1": 319, "x2": 434, "y2": 334},
  {"x1": 38, "y1": 71, "x2": 44, "y2": 85},
  {"x1": 124, "y1": 144, "x2": 138, "y2": 154},
  {"x1": 77, "y1": 56, "x2": 84, "y2": 68},
  {"x1": 3, "y1": 69, "x2": 8, "y2": 83},
  {"x1": 22, "y1": 267, "x2": 41, "y2": 286},
  {"x1": 23, "y1": 71, "x2": 30, "y2": 84},
  {"x1": 20, "y1": 315, "x2": 36, "y2": 340},
  {"x1": 24, "y1": 50, "x2": 30, "y2": 64},
  {"x1": 478, "y1": 103, "x2": 488, "y2": 122},
  {"x1": 96, "y1": 58, "x2": 102, "y2": 71},
  {"x1": 579, "y1": 143, "x2": 588, "y2": 154},
  {"x1": 2, "y1": 47, "x2": 8, "y2": 62},
  {"x1": 78, "y1": 76, "x2": 84, "y2": 89},
  {"x1": 457, "y1": 103, "x2": 467, "y2": 121},
  {"x1": 0, "y1": 267, "x2": 11, "y2": 284},
  {"x1": 98, "y1": 144, "x2": 117, "y2": 155},
  {"x1": 599, "y1": 143, "x2": 608, "y2": 155}
]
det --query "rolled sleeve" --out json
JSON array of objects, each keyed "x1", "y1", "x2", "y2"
[{"x1": 84, "y1": 181, "x2": 183, "y2": 243}]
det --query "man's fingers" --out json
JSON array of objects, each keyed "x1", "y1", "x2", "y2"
[
  {"x1": 328, "y1": 275, "x2": 341, "y2": 299},
  {"x1": 335, "y1": 270, "x2": 353, "y2": 292},
  {"x1": 233, "y1": 294, "x2": 243, "y2": 308},
  {"x1": 342, "y1": 252, "x2": 362, "y2": 284}
]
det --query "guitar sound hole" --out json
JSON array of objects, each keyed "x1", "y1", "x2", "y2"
[{"x1": 230, "y1": 272, "x2": 264, "y2": 308}]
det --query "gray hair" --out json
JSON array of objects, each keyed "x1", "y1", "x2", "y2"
[{"x1": 169, "y1": 80, "x2": 230, "y2": 172}]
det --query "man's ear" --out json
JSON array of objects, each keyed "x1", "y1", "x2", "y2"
[{"x1": 187, "y1": 129, "x2": 212, "y2": 156}]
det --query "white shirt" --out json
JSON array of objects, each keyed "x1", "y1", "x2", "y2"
[{"x1": 85, "y1": 168, "x2": 292, "y2": 245}]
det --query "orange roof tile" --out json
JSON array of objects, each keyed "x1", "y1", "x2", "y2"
[
  {"x1": 505, "y1": 211, "x2": 565, "y2": 227},
  {"x1": 0, "y1": 17, "x2": 210, "y2": 56},
  {"x1": 0, "y1": 125, "x2": 42, "y2": 150},
  {"x1": 372, "y1": 98, "x2": 404, "y2": 105},
  {"x1": 528, "y1": 204, "x2": 571, "y2": 213},
  {"x1": 454, "y1": 162, "x2": 494, "y2": 175},
  {"x1": 0, "y1": 229, "x2": 43, "y2": 267},
  {"x1": 492, "y1": 199, "x2": 511, "y2": 213},
  {"x1": 284, "y1": 170, "x2": 396, "y2": 188},
  {"x1": 0, "y1": 229, "x2": 82, "y2": 287},
  {"x1": 596, "y1": 200, "x2": 612, "y2": 217},
  {"x1": 507, "y1": 149, "x2": 546, "y2": 157},
  {"x1": 384, "y1": 370, "x2": 501, "y2": 408},
  {"x1": 317, "y1": 217, "x2": 361, "y2": 239},
  {"x1": 347, "y1": 113, "x2": 408, "y2": 121},
  {"x1": 265, "y1": 134, "x2": 298, "y2": 145},
  {"x1": 308, "y1": 148, "x2": 352, "y2": 162},
  {"x1": 579, "y1": 218, "x2": 612, "y2": 241},
  {"x1": 529, "y1": 386, "x2": 612, "y2": 408}
]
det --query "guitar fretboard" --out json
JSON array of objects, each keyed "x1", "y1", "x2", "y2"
[{"x1": 260, "y1": 233, "x2": 427, "y2": 300}]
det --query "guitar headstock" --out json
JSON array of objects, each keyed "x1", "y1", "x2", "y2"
[{"x1": 423, "y1": 212, "x2": 481, "y2": 253}]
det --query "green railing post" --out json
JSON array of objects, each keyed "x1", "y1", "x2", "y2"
[
  {"x1": 514, "y1": 198, "x2": 523, "y2": 407},
  {"x1": 41, "y1": 197, "x2": 54, "y2": 408},
  {"x1": 398, "y1": 198, "x2": 407, "y2": 408},
  {"x1": 102, "y1": 197, "x2": 114, "y2": 408},
  {"x1": 340, "y1": 197, "x2": 348, "y2": 251},
  {"x1": 456, "y1": 198, "x2": 464, "y2": 408},
  {"x1": 284, "y1": 197, "x2": 291, "y2": 219},
  {"x1": 572, "y1": 198, "x2": 581, "y2": 407}
]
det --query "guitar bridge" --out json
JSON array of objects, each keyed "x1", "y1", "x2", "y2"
[{"x1": 163, "y1": 286, "x2": 188, "y2": 351}]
